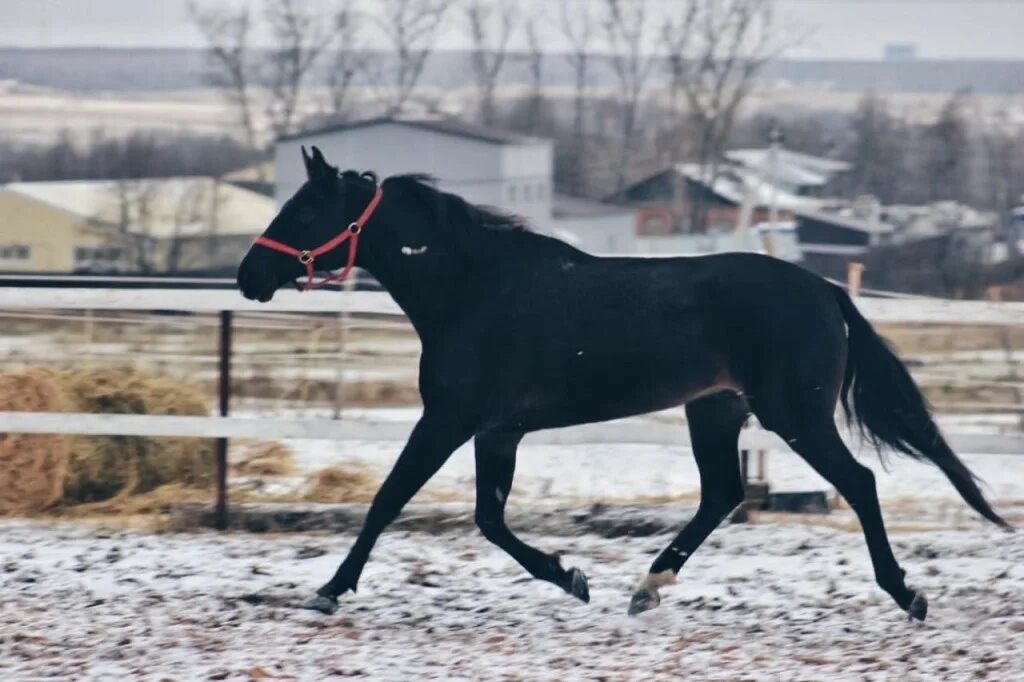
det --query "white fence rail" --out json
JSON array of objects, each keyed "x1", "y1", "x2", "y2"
[
  {"x1": 1, "y1": 411, "x2": 1020, "y2": 455},
  {"x1": 3, "y1": 287, "x2": 1024, "y2": 324}
]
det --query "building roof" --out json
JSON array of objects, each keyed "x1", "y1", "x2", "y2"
[
  {"x1": 725, "y1": 148, "x2": 851, "y2": 189},
  {"x1": 675, "y1": 163, "x2": 823, "y2": 212},
  {"x1": 552, "y1": 194, "x2": 635, "y2": 220},
  {"x1": 278, "y1": 115, "x2": 546, "y2": 147},
  {"x1": 2, "y1": 177, "x2": 275, "y2": 237},
  {"x1": 793, "y1": 207, "x2": 893, "y2": 234}
]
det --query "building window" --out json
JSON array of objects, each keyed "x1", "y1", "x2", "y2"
[
  {"x1": 523, "y1": 184, "x2": 533, "y2": 202},
  {"x1": 508, "y1": 185, "x2": 517, "y2": 202},
  {"x1": 74, "y1": 245, "x2": 124, "y2": 270},
  {"x1": 0, "y1": 244, "x2": 31, "y2": 261}
]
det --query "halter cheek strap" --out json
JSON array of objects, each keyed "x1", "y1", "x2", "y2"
[{"x1": 253, "y1": 185, "x2": 383, "y2": 291}]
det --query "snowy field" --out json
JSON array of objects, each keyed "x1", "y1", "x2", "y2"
[
  {"x1": 1, "y1": 518, "x2": 1022, "y2": 681},
  {"x1": 3, "y1": 406, "x2": 1023, "y2": 679}
]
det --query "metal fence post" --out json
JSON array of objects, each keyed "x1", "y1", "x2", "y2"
[{"x1": 214, "y1": 310, "x2": 233, "y2": 530}]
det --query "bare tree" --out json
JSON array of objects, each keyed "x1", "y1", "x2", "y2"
[
  {"x1": 325, "y1": 1, "x2": 370, "y2": 123},
  {"x1": 375, "y1": 0, "x2": 449, "y2": 115},
  {"x1": 105, "y1": 179, "x2": 227, "y2": 274},
  {"x1": 521, "y1": 17, "x2": 546, "y2": 131},
  {"x1": 660, "y1": 0, "x2": 699, "y2": 153},
  {"x1": 110, "y1": 180, "x2": 161, "y2": 274},
  {"x1": 980, "y1": 114, "x2": 1024, "y2": 217},
  {"x1": 602, "y1": 0, "x2": 659, "y2": 190},
  {"x1": 920, "y1": 90, "x2": 971, "y2": 204},
  {"x1": 189, "y1": 2, "x2": 258, "y2": 149},
  {"x1": 557, "y1": 0, "x2": 597, "y2": 195},
  {"x1": 664, "y1": 0, "x2": 785, "y2": 231},
  {"x1": 463, "y1": 0, "x2": 517, "y2": 125},
  {"x1": 262, "y1": 0, "x2": 330, "y2": 137},
  {"x1": 843, "y1": 93, "x2": 910, "y2": 205}
]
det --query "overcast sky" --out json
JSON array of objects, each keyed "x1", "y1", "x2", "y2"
[{"x1": 0, "y1": 0, "x2": 1022, "y2": 59}]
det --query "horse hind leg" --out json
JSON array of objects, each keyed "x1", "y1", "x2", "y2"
[
  {"x1": 757, "y1": 407, "x2": 927, "y2": 621},
  {"x1": 629, "y1": 391, "x2": 748, "y2": 615}
]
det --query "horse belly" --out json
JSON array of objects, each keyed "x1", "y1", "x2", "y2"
[{"x1": 489, "y1": 347, "x2": 734, "y2": 432}]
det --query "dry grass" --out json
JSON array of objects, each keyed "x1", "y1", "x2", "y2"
[
  {"x1": 231, "y1": 440, "x2": 296, "y2": 477},
  {"x1": 0, "y1": 368, "x2": 73, "y2": 514},
  {"x1": 0, "y1": 366, "x2": 215, "y2": 515},
  {"x1": 303, "y1": 464, "x2": 378, "y2": 503}
]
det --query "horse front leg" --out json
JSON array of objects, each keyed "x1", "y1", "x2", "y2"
[
  {"x1": 303, "y1": 412, "x2": 471, "y2": 614},
  {"x1": 474, "y1": 432, "x2": 590, "y2": 603}
]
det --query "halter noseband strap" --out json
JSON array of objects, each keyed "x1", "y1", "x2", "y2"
[{"x1": 253, "y1": 185, "x2": 383, "y2": 291}]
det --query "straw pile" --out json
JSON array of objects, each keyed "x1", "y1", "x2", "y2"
[
  {"x1": 0, "y1": 369, "x2": 73, "y2": 514},
  {"x1": 231, "y1": 440, "x2": 296, "y2": 477},
  {"x1": 303, "y1": 464, "x2": 377, "y2": 503},
  {"x1": 0, "y1": 366, "x2": 215, "y2": 514}
]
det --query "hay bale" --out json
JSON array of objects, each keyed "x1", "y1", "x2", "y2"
[
  {"x1": 304, "y1": 464, "x2": 377, "y2": 503},
  {"x1": 232, "y1": 440, "x2": 296, "y2": 477},
  {"x1": 57, "y1": 367, "x2": 215, "y2": 504},
  {"x1": 0, "y1": 368, "x2": 72, "y2": 514},
  {"x1": 0, "y1": 366, "x2": 215, "y2": 514}
]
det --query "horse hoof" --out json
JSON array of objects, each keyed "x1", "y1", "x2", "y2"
[
  {"x1": 627, "y1": 588, "x2": 660, "y2": 616},
  {"x1": 565, "y1": 567, "x2": 590, "y2": 603},
  {"x1": 300, "y1": 594, "x2": 339, "y2": 615},
  {"x1": 906, "y1": 591, "x2": 928, "y2": 622}
]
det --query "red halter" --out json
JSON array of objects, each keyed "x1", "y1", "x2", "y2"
[{"x1": 253, "y1": 185, "x2": 383, "y2": 291}]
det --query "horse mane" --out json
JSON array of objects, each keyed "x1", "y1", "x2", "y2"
[{"x1": 383, "y1": 173, "x2": 530, "y2": 234}]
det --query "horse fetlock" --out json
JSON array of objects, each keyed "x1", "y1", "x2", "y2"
[{"x1": 627, "y1": 570, "x2": 677, "y2": 616}]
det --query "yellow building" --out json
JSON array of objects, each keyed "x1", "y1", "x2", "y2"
[{"x1": 0, "y1": 177, "x2": 275, "y2": 274}]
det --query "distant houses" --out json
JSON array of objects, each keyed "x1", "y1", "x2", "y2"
[
  {"x1": 275, "y1": 115, "x2": 638, "y2": 256},
  {"x1": 0, "y1": 178, "x2": 273, "y2": 274},
  {"x1": 1, "y1": 113, "x2": 1017, "y2": 296}
]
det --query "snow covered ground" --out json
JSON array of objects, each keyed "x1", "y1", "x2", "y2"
[
  {"x1": 3, "y1": 405, "x2": 1022, "y2": 679},
  {"x1": 1, "y1": 519, "x2": 1021, "y2": 681}
]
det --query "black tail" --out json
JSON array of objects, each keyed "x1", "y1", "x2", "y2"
[{"x1": 832, "y1": 285, "x2": 1010, "y2": 529}]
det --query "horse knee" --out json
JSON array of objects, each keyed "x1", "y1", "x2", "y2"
[{"x1": 475, "y1": 512, "x2": 506, "y2": 543}]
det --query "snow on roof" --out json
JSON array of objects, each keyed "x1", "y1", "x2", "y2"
[
  {"x1": 793, "y1": 206, "x2": 893, "y2": 234},
  {"x1": 725, "y1": 148, "x2": 851, "y2": 188},
  {"x1": 2, "y1": 177, "x2": 275, "y2": 237},
  {"x1": 675, "y1": 163, "x2": 822, "y2": 212}
]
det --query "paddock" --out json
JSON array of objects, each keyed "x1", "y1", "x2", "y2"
[
  {"x1": 1, "y1": 280, "x2": 1023, "y2": 680},
  {"x1": 2, "y1": 512, "x2": 1022, "y2": 680}
]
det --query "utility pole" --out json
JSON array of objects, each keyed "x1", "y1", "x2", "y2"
[{"x1": 762, "y1": 123, "x2": 783, "y2": 258}]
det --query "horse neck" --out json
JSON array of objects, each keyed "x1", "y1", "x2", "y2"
[{"x1": 366, "y1": 259, "x2": 463, "y2": 339}]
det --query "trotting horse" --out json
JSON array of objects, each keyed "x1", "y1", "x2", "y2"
[{"x1": 237, "y1": 146, "x2": 1009, "y2": 621}]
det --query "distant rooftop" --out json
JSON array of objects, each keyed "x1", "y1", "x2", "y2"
[
  {"x1": 724, "y1": 148, "x2": 851, "y2": 188},
  {"x1": 674, "y1": 163, "x2": 823, "y2": 213},
  {"x1": 279, "y1": 115, "x2": 546, "y2": 147},
  {"x1": 1, "y1": 177, "x2": 274, "y2": 237}
]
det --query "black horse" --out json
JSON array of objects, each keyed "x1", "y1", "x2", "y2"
[{"x1": 237, "y1": 147, "x2": 1009, "y2": 621}]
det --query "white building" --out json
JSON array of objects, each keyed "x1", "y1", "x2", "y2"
[{"x1": 275, "y1": 116, "x2": 636, "y2": 254}]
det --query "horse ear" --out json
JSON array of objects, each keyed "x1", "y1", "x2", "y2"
[
  {"x1": 301, "y1": 146, "x2": 314, "y2": 177},
  {"x1": 303, "y1": 145, "x2": 337, "y2": 187},
  {"x1": 310, "y1": 146, "x2": 329, "y2": 167}
]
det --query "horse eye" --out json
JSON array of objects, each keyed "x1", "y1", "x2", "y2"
[{"x1": 296, "y1": 207, "x2": 317, "y2": 226}]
